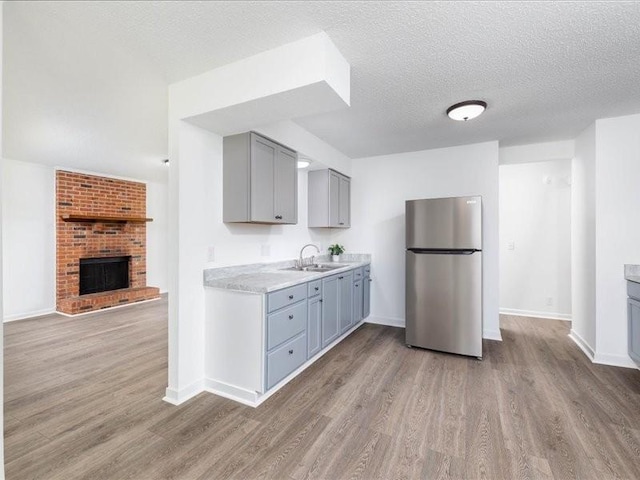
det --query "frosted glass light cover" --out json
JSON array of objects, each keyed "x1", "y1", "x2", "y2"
[{"x1": 447, "y1": 101, "x2": 487, "y2": 121}]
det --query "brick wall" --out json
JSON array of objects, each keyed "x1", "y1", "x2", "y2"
[{"x1": 56, "y1": 171, "x2": 159, "y2": 314}]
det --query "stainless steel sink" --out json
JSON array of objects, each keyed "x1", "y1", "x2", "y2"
[{"x1": 280, "y1": 264, "x2": 344, "y2": 273}]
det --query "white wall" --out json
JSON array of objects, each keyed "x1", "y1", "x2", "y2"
[
  {"x1": 499, "y1": 160, "x2": 572, "y2": 319},
  {"x1": 593, "y1": 113, "x2": 640, "y2": 367},
  {"x1": 146, "y1": 180, "x2": 169, "y2": 292},
  {"x1": 570, "y1": 123, "x2": 597, "y2": 356},
  {"x1": 1, "y1": 160, "x2": 169, "y2": 321},
  {"x1": 336, "y1": 141, "x2": 501, "y2": 340},
  {"x1": 1, "y1": 159, "x2": 56, "y2": 320}
]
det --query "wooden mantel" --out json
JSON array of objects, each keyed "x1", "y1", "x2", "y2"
[{"x1": 60, "y1": 214, "x2": 153, "y2": 223}]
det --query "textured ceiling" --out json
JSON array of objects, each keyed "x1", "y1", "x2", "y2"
[{"x1": 4, "y1": 1, "x2": 640, "y2": 178}]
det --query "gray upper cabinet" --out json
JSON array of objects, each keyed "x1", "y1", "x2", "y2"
[
  {"x1": 223, "y1": 132, "x2": 298, "y2": 224},
  {"x1": 308, "y1": 169, "x2": 351, "y2": 228}
]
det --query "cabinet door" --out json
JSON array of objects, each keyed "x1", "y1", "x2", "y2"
[
  {"x1": 275, "y1": 146, "x2": 297, "y2": 224},
  {"x1": 629, "y1": 298, "x2": 640, "y2": 363},
  {"x1": 339, "y1": 272, "x2": 354, "y2": 333},
  {"x1": 322, "y1": 275, "x2": 340, "y2": 348},
  {"x1": 363, "y1": 275, "x2": 371, "y2": 319},
  {"x1": 250, "y1": 134, "x2": 277, "y2": 222},
  {"x1": 353, "y1": 280, "x2": 363, "y2": 324},
  {"x1": 308, "y1": 296, "x2": 322, "y2": 358},
  {"x1": 338, "y1": 176, "x2": 350, "y2": 227},
  {"x1": 329, "y1": 171, "x2": 341, "y2": 227}
]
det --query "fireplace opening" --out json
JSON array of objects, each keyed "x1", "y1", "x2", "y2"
[{"x1": 79, "y1": 256, "x2": 130, "y2": 295}]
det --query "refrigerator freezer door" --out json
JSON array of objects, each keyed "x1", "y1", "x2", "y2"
[
  {"x1": 406, "y1": 250, "x2": 482, "y2": 357},
  {"x1": 406, "y1": 196, "x2": 482, "y2": 250}
]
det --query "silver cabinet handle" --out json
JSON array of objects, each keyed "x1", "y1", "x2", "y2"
[
  {"x1": 288, "y1": 314, "x2": 294, "y2": 319},
  {"x1": 288, "y1": 349, "x2": 294, "y2": 355},
  {"x1": 288, "y1": 295, "x2": 294, "y2": 299}
]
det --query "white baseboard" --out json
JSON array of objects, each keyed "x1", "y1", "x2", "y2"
[
  {"x1": 367, "y1": 315, "x2": 502, "y2": 341},
  {"x1": 365, "y1": 315, "x2": 405, "y2": 328},
  {"x1": 4, "y1": 307, "x2": 56, "y2": 323},
  {"x1": 163, "y1": 379, "x2": 204, "y2": 405},
  {"x1": 483, "y1": 329, "x2": 503, "y2": 341},
  {"x1": 568, "y1": 330, "x2": 638, "y2": 370},
  {"x1": 500, "y1": 308, "x2": 572, "y2": 321},
  {"x1": 593, "y1": 352, "x2": 639, "y2": 370},
  {"x1": 568, "y1": 329, "x2": 595, "y2": 361},
  {"x1": 203, "y1": 379, "x2": 259, "y2": 407}
]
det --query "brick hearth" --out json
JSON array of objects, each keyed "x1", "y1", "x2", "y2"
[{"x1": 56, "y1": 171, "x2": 159, "y2": 315}]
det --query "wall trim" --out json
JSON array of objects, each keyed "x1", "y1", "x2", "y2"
[
  {"x1": 163, "y1": 379, "x2": 204, "y2": 405},
  {"x1": 483, "y1": 328, "x2": 503, "y2": 341},
  {"x1": 593, "y1": 352, "x2": 638, "y2": 370},
  {"x1": 501, "y1": 308, "x2": 572, "y2": 321},
  {"x1": 367, "y1": 315, "x2": 503, "y2": 341},
  {"x1": 365, "y1": 315, "x2": 404, "y2": 328},
  {"x1": 568, "y1": 329, "x2": 595, "y2": 361},
  {"x1": 4, "y1": 308, "x2": 56, "y2": 323},
  {"x1": 203, "y1": 379, "x2": 259, "y2": 407},
  {"x1": 54, "y1": 165, "x2": 148, "y2": 184}
]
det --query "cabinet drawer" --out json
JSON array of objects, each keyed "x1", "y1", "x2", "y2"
[
  {"x1": 268, "y1": 284, "x2": 307, "y2": 313},
  {"x1": 364, "y1": 265, "x2": 371, "y2": 277},
  {"x1": 353, "y1": 268, "x2": 364, "y2": 281},
  {"x1": 267, "y1": 301, "x2": 307, "y2": 350},
  {"x1": 308, "y1": 280, "x2": 322, "y2": 297},
  {"x1": 267, "y1": 333, "x2": 307, "y2": 389},
  {"x1": 628, "y1": 280, "x2": 640, "y2": 301}
]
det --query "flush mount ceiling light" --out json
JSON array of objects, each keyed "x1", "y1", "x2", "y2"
[
  {"x1": 297, "y1": 160, "x2": 311, "y2": 169},
  {"x1": 446, "y1": 100, "x2": 487, "y2": 121}
]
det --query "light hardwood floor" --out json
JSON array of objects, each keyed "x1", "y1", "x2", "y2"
[{"x1": 5, "y1": 297, "x2": 640, "y2": 479}]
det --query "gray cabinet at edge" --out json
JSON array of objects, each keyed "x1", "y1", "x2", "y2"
[
  {"x1": 363, "y1": 265, "x2": 371, "y2": 319},
  {"x1": 307, "y1": 287, "x2": 322, "y2": 358},
  {"x1": 627, "y1": 281, "x2": 640, "y2": 364},
  {"x1": 308, "y1": 169, "x2": 351, "y2": 228},
  {"x1": 321, "y1": 275, "x2": 340, "y2": 347},
  {"x1": 223, "y1": 132, "x2": 298, "y2": 224}
]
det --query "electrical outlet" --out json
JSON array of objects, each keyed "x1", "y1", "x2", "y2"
[
  {"x1": 207, "y1": 246, "x2": 215, "y2": 262},
  {"x1": 546, "y1": 297, "x2": 553, "y2": 306}
]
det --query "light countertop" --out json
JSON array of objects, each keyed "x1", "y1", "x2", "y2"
[
  {"x1": 203, "y1": 254, "x2": 371, "y2": 293},
  {"x1": 624, "y1": 264, "x2": 640, "y2": 284}
]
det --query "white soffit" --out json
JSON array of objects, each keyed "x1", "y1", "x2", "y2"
[
  {"x1": 499, "y1": 140, "x2": 576, "y2": 165},
  {"x1": 171, "y1": 32, "x2": 350, "y2": 134}
]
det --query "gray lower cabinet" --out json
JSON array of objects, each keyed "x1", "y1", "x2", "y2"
[
  {"x1": 322, "y1": 275, "x2": 340, "y2": 348},
  {"x1": 353, "y1": 279, "x2": 363, "y2": 324},
  {"x1": 308, "y1": 168, "x2": 351, "y2": 228},
  {"x1": 339, "y1": 272, "x2": 354, "y2": 333},
  {"x1": 223, "y1": 131, "x2": 297, "y2": 224},
  {"x1": 363, "y1": 272, "x2": 371, "y2": 319},
  {"x1": 628, "y1": 283, "x2": 640, "y2": 364},
  {"x1": 266, "y1": 333, "x2": 307, "y2": 389},
  {"x1": 307, "y1": 295, "x2": 322, "y2": 358}
]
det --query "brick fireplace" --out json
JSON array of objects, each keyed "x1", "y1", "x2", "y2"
[{"x1": 56, "y1": 170, "x2": 160, "y2": 315}]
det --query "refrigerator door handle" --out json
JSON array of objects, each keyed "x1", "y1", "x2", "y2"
[{"x1": 407, "y1": 249, "x2": 480, "y2": 255}]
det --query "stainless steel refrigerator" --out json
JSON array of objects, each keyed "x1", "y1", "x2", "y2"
[{"x1": 405, "y1": 196, "x2": 483, "y2": 358}]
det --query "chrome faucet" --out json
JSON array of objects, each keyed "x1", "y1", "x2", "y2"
[{"x1": 298, "y1": 243, "x2": 320, "y2": 268}]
